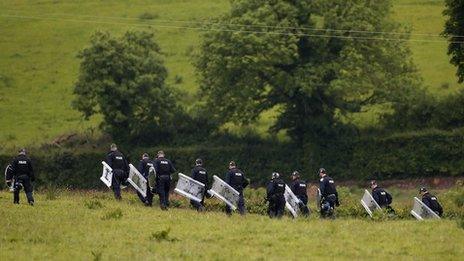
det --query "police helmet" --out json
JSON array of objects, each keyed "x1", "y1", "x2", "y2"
[
  {"x1": 291, "y1": 171, "x2": 300, "y2": 178},
  {"x1": 319, "y1": 168, "x2": 326, "y2": 174},
  {"x1": 272, "y1": 172, "x2": 280, "y2": 179}
]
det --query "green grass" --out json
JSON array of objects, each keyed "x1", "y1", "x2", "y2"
[
  {"x1": 0, "y1": 0, "x2": 462, "y2": 149},
  {"x1": 0, "y1": 190, "x2": 463, "y2": 259}
]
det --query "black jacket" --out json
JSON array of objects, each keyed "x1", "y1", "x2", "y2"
[
  {"x1": 372, "y1": 187, "x2": 392, "y2": 207},
  {"x1": 154, "y1": 157, "x2": 176, "y2": 176},
  {"x1": 138, "y1": 158, "x2": 154, "y2": 178},
  {"x1": 422, "y1": 192, "x2": 443, "y2": 216},
  {"x1": 319, "y1": 175, "x2": 338, "y2": 199},
  {"x1": 266, "y1": 178, "x2": 286, "y2": 200},
  {"x1": 291, "y1": 179, "x2": 308, "y2": 198},
  {"x1": 105, "y1": 150, "x2": 129, "y2": 173},
  {"x1": 11, "y1": 154, "x2": 35, "y2": 181},
  {"x1": 191, "y1": 165, "x2": 208, "y2": 187},
  {"x1": 225, "y1": 167, "x2": 249, "y2": 192}
]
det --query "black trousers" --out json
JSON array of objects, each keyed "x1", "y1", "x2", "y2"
[
  {"x1": 268, "y1": 194, "x2": 285, "y2": 218},
  {"x1": 137, "y1": 189, "x2": 154, "y2": 206},
  {"x1": 190, "y1": 197, "x2": 205, "y2": 211},
  {"x1": 297, "y1": 195, "x2": 310, "y2": 216},
  {"x1": 157, "y1": 175, "x2": 171, "y2": 208},
  {"x1": 226, "y1": 191, "x2": 245, "y2": 215},
  {"x1": 112, "y1": 169, "x2": 127, "y2": 200},
  {"x1": 13, "y1": 175, "x2": 34, "y2": 204},
  {"x1": 321, "y1": 194, "x2": 337, "y2": 217}
]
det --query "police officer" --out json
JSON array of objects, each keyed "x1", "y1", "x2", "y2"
[
  {"x1": 318, "y1": 168, "x2": 339, "y2": 218},
  {"x1": 105, "y1": 143, "x2": 129, "y2": 200},
  {"x1": 137, "y1": 153, "x2": 154, "y2": 206},
  {"x1": 153, "y1": 150, "x2": 176, "y2": 210},
  {"x1": 266, "y1": 172, "x2": 286, "y2": 218},
  {"x1": 9, "y1": 148, "x2": 35, "y2": 205},
  {"x1": 190, "y1": 158, "x2": 209, "y2": 212},
  {"x1": 225, "y1": 161, "x2": 249, "y2": 216},
  {"x1": 290, "y1": 171, "x2": 310, "y2": 216},
  {"x1": 420, "y1": 187, "x2": 443, "y2": 217},
  {"x1": 370, "y1": 180, "x2": 395, "y2": 213}
]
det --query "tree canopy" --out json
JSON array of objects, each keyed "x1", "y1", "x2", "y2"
[
  {"x1": 195, "y1": 0, "x2": 421, "y2": 143},
  {"x1": 443, "y1": 0, "x2": 464, "y2": 83},
  {"x1": 73, "y1": 31, "x2": 179, "y2": 143}
]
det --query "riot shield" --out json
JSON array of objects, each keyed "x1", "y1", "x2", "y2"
[
  {"x1": 174, "y1": 173, "x2": 206, "y2": 203},
  {"x1": 127, "y1": 164, "x2": 148, "y2": 198},
  {"x1": 284, "y1": 185, "x2": 301, "y2": 218},
  {"x1": 360, "y1": 189, "x2": 382, "y2": 217},
  {"x1": 410, "y1": 197, "x2": 441, "y2": 220},
  {"x1": 100, "y1": 161, "x2": 113, "y2": 188},
  {"x1": 207, "y1": 175, "x2": 240, "y2": 210},
  {"x1": 316, "y1": 188, "x2": 322, "y2": 209}
]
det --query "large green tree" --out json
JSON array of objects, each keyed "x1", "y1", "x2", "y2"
[
  {"x1": 195, "y1": 0, "x2": 420, "y2": 143},
  {"x1": 73, "y1": 31, "x2": 179, "y2": 143},
  {"x1": 443, "y1": 0, "x2": 464, "y2": 83}
]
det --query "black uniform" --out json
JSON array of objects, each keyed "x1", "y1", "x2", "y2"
[
  {"x1": 266, "y1": 178, "x2": 286, "y2": 218},
  {"x1": 371, "y1": 186, "x2": 395, "y2": 211},
  {"x1": 154, "y1": 157, "x2": 176, "y2": 209},
  {"x1": 190, "y1": 165, "x2": 208, "y2": 211},
  {"x1": 319, "y1": 175, "x2": 339, "y2": 217},
  {"x1": 105, "y1": 150, "x2": 129, "y2": 200},
  {"x1": 291, "y1": 179, "x2": 310, "y2": 216},
  {"x1": 137, "y1": 158, "x2": 154, "y2": 206},
  {"x1": 10, "y1": 154, "x2": 35, "y2": 204},
  {"x1": 422, "y1": 192, "x2": 443, "y2": 217},
  {"x1": 225, "y1": 167, "x2": 249, "y2": 215}
]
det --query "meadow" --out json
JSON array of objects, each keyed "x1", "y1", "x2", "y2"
[
  {"x1": 0, "y1": 0, "x2": 462, "y2": 149},
  {"x1": 0, "y1": 186, "x2": 463, "y2": 260}
]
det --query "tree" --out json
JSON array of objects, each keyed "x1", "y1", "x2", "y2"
[
  {"x1": 195, "y1": 0, "x2": 420, "y2": 144},
  {"x1": 73, "y1": 31, "x2": 179, "y2": 143},
  {"x1": 443, "y1": 0, "x2": 464, "y2": 83}
]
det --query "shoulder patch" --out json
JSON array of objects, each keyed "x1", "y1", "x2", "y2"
[
  {"x1": 320, "y1": 178, "x2": 324, "y2": 182},
  {"x1": 329, "y1": 180, "x2": 334, "y2": 184}
]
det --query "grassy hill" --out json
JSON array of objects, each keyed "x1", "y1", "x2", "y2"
[
  {"x1": 0, "y1": 0, "x2": 462, "y2": 149},
  {"x1": 0, "y1": 190, "x2": 463, "y2": 259}
]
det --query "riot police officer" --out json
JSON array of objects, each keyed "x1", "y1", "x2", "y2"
[
  {"x1": 153, "y1": 150, "x2": 176, "y2": 210},
  {"x1": 266, "y1": 172, "x2": 286, "y2": 218},
  {"x1": 370, "y1": 180, "x2": 395, "y2": 213},
  {"x1": 290, "y1": 171, "x2": 310, "y2": 216},
  {"x1": 224, "y1": 161, "x2": 249, "y2": 215},
  {"x1": 8, "y1": 148, "x2": 35, "y2": 205},
  {"x1": 137, "y1": 153, "x2": 154, "y2": 206},
  {"x1": 105, "y1": 143, "x2": 129, "y2": 200},
  {"x1": 190, "y1": 158, "x2": 209, "y2": 212},
  {"x1": 318, "y1": 168, "x2": 339, "y2": 218},
  {"x1": 420, "y1": 187, "x2": 443, "y2": 217}
]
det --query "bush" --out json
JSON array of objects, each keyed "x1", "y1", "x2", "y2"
[{"x1": 101, "y1": 208, "x2": 123, "y2": 220}]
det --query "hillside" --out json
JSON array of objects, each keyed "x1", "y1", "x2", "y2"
[{"x1": 0, "y1": 0, "x2": 462, "y2": 149}]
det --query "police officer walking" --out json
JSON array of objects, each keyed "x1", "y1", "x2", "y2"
[
  {"x1": 266, "y1": 172, "x2": 286, "y2": 218},
  {"x1": 8, "y1": 148, "x2": 35, "y2": 205},
  {"x1": 190, "y1": 158, "x2": 209, "y2": 212},
  {"x1": 290, "y1": 171, "x2": 310, "y2": 216},
  {"x1": 420, "y1": 187, "x2": 443, "y2": 217},
  {"x1": 153, "y1": 150, "x2": 176, "y2": 210},
  {"x1": 137, "y1": 153, "x2": 154, "y2": 206},
  {"x1": 225, "y1": 161, "x2": 249, "y2": 216},
  {"x1": 105, "y1": 143, "x2": 129, "y2": 200},
  {"x1": 318, "y1": 168, "x2": 339, "y2": 218},
  {"x1": 370, "y1": 180, "x2": 395, "y2": 213}
]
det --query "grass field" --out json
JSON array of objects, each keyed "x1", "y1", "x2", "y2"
[
  {"x1": 0, "y1": 0, "x2": 463, "y2": 149},
  {"x1": 0, "y1": 190, "x2": 463, "y2": 260}
]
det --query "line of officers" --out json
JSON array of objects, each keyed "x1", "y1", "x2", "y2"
[
  {"x1": 5, "y1": 145, "x2": 444, "y2": 219},
  {"x1": 106, "y1": 143, "x2": 341, "y2": 218}
]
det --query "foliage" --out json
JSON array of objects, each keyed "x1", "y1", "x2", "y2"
[
  {"x1": 149, "y1": 228, "x2": 179, "y2": 242},
  {"x1": 195, "y1": 0, "x2": 421, "y2": 143},
  {"x1": 385, "y1": 89, "x2": 464, "y2": 130},
  {"x1": 84, "y1": 199, "x2": 104, "y2": 210},
  {"x1": 443, "y1": 0, "x2": 464, "y2": 83},
  {"x1": 72, "y1": 31, "x2": 180, "y2": 144}
]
